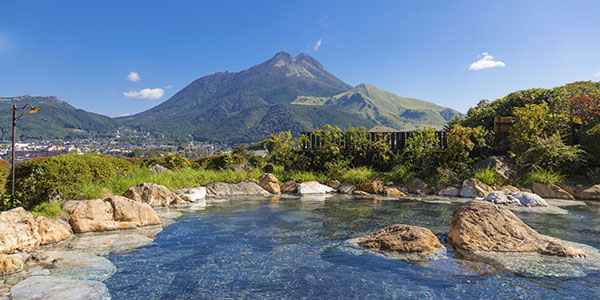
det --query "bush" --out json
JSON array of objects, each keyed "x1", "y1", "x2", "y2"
[
  {"x1": 402, "y1": 127, "x2": 442, "y2": 177},
  {"x1": 473, "y1": 166, "x2": 504, "y2": 187},
  {"x1": 191, "y1": 154, "x2": 235, "y2": 170},
  {"x1": 384, "y1": 165, "x2": 412, "y2": 185},
  {"x1": 30, "y1": 201, "x2": 65, "y2": 218},
  {"x1": 0, "y1": 159, "x2": 9, "y2": 195},
  {"x1": 13, "y1": 153, "x2": 133, "y2": 208},
  {"x1": 521, "y1": 169, "x2": 565, "y2": 187},
  {"x1": 339, "y1": 167, "x2": 374, "y2": 185},
  {"x1": 145, "y1": 155, "x2": 191, "y2": 170}
]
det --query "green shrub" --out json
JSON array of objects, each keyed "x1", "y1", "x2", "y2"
[
  {"x1": 0, "y1": 159, "x2": 9, "y2": 195},
  {"x1": 384, "y1": 165, "x2": 412, "y2": 185},
  {"x1": 473, "y1": 166, "x2": 504, "y2": 187},
  {"x1": 521, "y1": 169, "x2": 565, "y2": 186},
  {"x1": 145, "y1": 155, "x2": 191, "y2": 170},
  {"x1": 192, "y1": 154, "x2": 235, "y2": 170},
  {"x1": 339, "y1": 167, "x2": 374, "y2": 185},
  {"x1": 262, "y1": 164, "x2": 274, "y2": 173},
  {"x1": 30, "y1": 201, "x2": 65, "y2": 218},
  {"x1": 13, "y1": 153, "x2": 133, "y2": 208},
  {"x1": 402, "y1": 127, "x2": 442, "y2": 177}
]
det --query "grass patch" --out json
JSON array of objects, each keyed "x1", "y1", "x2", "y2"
[
  {"x1": 521, "y1": 169, "x2": 565, "y2": 187},
  {"x1": 30, "y1": 201, "x2": 65, "y2": 218},
  {"x1": 473, "y1": 166, "x2": 504, "y2": 187},
  {"x1": 339, "y1": 167, "x2": 375, "y2": 185}
]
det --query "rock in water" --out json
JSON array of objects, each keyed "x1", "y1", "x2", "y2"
[
  {"x1": 176, "y1": 187, "x2": 207, "y2": 202},
  {"x1": 296, "y1": 181, "x2": 336, "y2": 194},
  {"x1": 36, "y1": 216, "x2": 72, "y2": 245},
  {"x1": 0, "y1": 254, "x2": 23, "y2": 275},
  {"x1": 448, "y1": 200, "x2": 585, "y2": 257},
  {"x1": 359, "y1": 179, "x2": 384, "y2": 194},
  {"x1": 437, "y1": 186, "x2": 460, "y2": 197},
  {"x1": 0, "y1": 207, "x2": 41, "y2": 254},
  {"x1": 383, "y1": 187, "x2": 406, "y2": 197},
  {"x1": 65, "y1": 196, "x2": 161, "y2": 233},
  {"x1": 328, "y1": 180, "x2": 341, "y2": 190},
  {"x1": 407, "y1": 178, "x2": 431, "y2": 195},
  {"x1": 460, "y1": 178, "x2": 494, "y2": 198},
  {"x1": 338, "y1": 183, "x2": 355, "y2": 194},
  {"x1": 258, "y1": 173, "x2": 280, "y2": 194},
  {"x1": 483, "y1": 191, "x2": 548, "y2": 207},
  {"x1": 576, "y1": 184, "x2": 600, "y2": 200},
  {"x1": 124, "y1": 182, "x2": 184, "y2": 207},
  {"x1": 532, "y1": 182, "x2": 574, "y2": 200},
  {"x1": 358, "y1": 224, "x2": 443, "y2": 253},
  {"x1": 10, "y1": 276, "x2": 110, "y2": 300},
  {"x1": 280, "y1": 181, "x2": 297, "y2": 193},
  {"x1": 206, "y1": 181, "x2": 271, "y2": 196}
]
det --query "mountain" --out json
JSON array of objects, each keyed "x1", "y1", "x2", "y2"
[
  {"x1": 120, "y1": 52, "x2": 459, "y2": 143},
  {"x1": 0, "y1": 96, "x2": 117, "y2": 140},
  {"x1": 293, "y1": 83, "x2": 461, "y2": 130}
]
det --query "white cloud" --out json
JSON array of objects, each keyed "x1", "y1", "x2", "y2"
[
  {"x1": 127, "y1": 71, "x2": 140, "y2": 82},
  {"x1": 123, "y1": 88, "x2": 164, "y2": 100},
  {"x1": 595, "y1": 71, "x2": 600, "y2": 77},
  {"x1": 117, "y1": 113, "x2": 130, "y2": 117},
  {"x1": 469, "y1": 52, "x2": 506, "y2": 71},
  {"x1": 314, "y1": 39, "x2": 322, "y2": 51},
  {"x1": 165, "y1": 84, "x2": 174, "y2": 90}
]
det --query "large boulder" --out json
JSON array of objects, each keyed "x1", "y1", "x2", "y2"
[
  {"x1": 148, "y1": 164, "x2": 171, "y2": 174},
  {"x1": 460, "y1": 178, "x2": 494, "y2": 198},
  {"x1": 359, "y1": 179, "x2": 384, "y2": 194},
  {"x1": 258, "y1": 173, "x2": 280, "y2": 194},
  {"x1": 65, "y1": 196, "x2": 161, "y2": 233},
  {"x1": 206, "y1": 181, "x2": 270, "y2": 197},
  {"x1": 0, "y1": 254, "x2": 23, "y2": 275},
  {"x1": 176, "y1": 187, "x2": 207, "y2": 202},
  {"x1": 358, "y1": 224, "x2": 443, "y2": 253},
  {"x1": 532, "y1": 182, "x2": 574, "y2": 200},
  {"x1": 280, "y1": 181, "x2": 297, "y2": 193},
  {"x1": 0, "y1": 207, "x2": 41, "y2": 254},
  {"x1": 406, "y1": 178, "x2": 431, "y2": 195},
  {"x1": 449, "y1": 200, "x2": 585, "y2": 257},
  {"x1": 296, "y1": 181, "x2": 336, "y2": 194},
  {"x1": 483, "y1": 191, "x2": 548, "y2": 207},
  {"x1": 473, "y1": 155, "x2": 517, "y2": 182},
  {"x1": 576, "y1": 184, "x2": 600, "y2": 200},
  {"x1": 437, "y1": 186, "x2": 460, "y2": 197},
  {"x1": 36, "y1": 216, "x2": 72, "y2": 245},
  {"x1": 124, "y1": 183, "x2": 184, "y2": 207}
]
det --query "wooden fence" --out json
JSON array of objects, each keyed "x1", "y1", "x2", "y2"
[{"x1": 300, "y1": 131, "x2": 448, "y2": 152}]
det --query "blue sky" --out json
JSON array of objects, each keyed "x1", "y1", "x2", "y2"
[{"x1": 1, "y1": 0, "x2": 599, "y2": 116}]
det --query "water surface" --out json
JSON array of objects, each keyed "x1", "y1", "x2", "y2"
[{"x1": 105, "y1": 196, "x2": 600, "y2": 299}]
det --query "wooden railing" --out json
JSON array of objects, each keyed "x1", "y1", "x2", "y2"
[{"x1": 300, "y1": 131, "x2": 447, "y2": 151}]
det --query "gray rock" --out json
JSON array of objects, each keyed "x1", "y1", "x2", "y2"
[
  {"x1": 460, "y1": 178, "x2": 494, "y2": 198},
  {"x1": 296, "y1": 181, "x2": 336, "y2": 194},
  {"x1": 176, "y1": 187, "x2": 207, "y2": 202},
  {"x1": 483, "y1": 191, "x2": 548, "y2": 207},
  {"x1": 339, "y1": 183, "x2": 355, "y2": 194},
  {"x1": 483, "y1": 191, "x2": 520, "y2": 205},
  {"x1": 206, "y1": 181, "x2": 270, "y2": 197},
  {"x1": 437, "y1": 186, "x2": 460, "y2": 197},
  {"x1": 473, "y1": 155, "x2": 517, "y2": 182},
  {"x1": 10, "y1": 276, "x2": 110, "y2": 300},
  {"x1": 38, "y1": 250, "x2": 116, "y2": 282},
  {"x1": 148, "y1": 164, "x2": 171, "y2": 174},
  {"x1": 406, "y1": 178, "x2": 431, "y2": 195}
]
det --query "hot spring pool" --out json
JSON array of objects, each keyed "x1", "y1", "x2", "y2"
[{"x1": 103, "y1": 195, "x2": 600, "y2": 299}]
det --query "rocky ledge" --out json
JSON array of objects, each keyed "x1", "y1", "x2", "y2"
[{"x1": 358, "y1": 224, "x2": 444, "y2": 253}]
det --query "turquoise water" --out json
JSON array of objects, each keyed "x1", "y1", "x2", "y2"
[{"x1": 105, "y1": 196, "x2": 600, "y2": 299}]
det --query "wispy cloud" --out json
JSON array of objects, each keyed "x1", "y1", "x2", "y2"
[
  {"x1": 117, "y1": 113, "x2": 130, "y2": 117},
  {"x1": 595, "y1": 70, "x2": 600, "y2": 78},
  {"x1": 127, "y1": 71, "x2": 140, "y2": 82},
  {"x1": 123, "y1": 88, "x2": 164, "y2": 100},
  {"x1": 314, "y1": 39, "x2": 322, "y2": 51},
  {"x1": 165, "y1": 84, "x2": 174, "y2": 90},
  {"x1": 469, "y1": 52, "x2": 506, "y2": 71}
]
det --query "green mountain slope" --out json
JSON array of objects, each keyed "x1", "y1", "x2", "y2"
[
  {"x1": 0, "y1": 96, "x2": 117, "y2": 140},
  {"x1": 121, "y1": 52, "x2": 460, "y2": 143},
  {"x1": 293, "y1": 83, "x2": 461, "y2": 130}
]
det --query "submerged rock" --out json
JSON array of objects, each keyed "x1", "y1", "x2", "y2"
[
  {"x1": 37, "y1": 250, "x2": 116, "y2": 281},
  {"x1": 258, "y1": 173, "x2": 280, "y2": 194},
  {"x1": 532, "y1": 182, "x2": 574, "y2": 200},
  {"x1": 460, "y1": 178, "x2": 494, "y2": 198},
  {"x1": 296, "y1": 181, "x2": 336, "y2": 194},
  {"x1": 206, "y1": 181, "x2": 271, "y2": 197},
  {"x1": 124, "y1": 182, "x2": 184, "y2": 207},
  {"x1": 65, "y1": 196, "x2": 161, "y2": 233},
  {"x1": 358, "y1": 224, "x2": 443, "y2": 253},
  {"x1": 36, "y1": 216, "x2": 72, "y2": 245},
  {"x1": 0, "y1": 207, "x2": 41, "y2": 254},
  {"x1": 10, "y1": 276, "x2": 110, "y2": 300},
  {"x1": 576, "y1": 184, "x2": 600, "y2": 200},
  {"x1": 449, "y1": 200, "x2": 585, "y2": 257}
]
